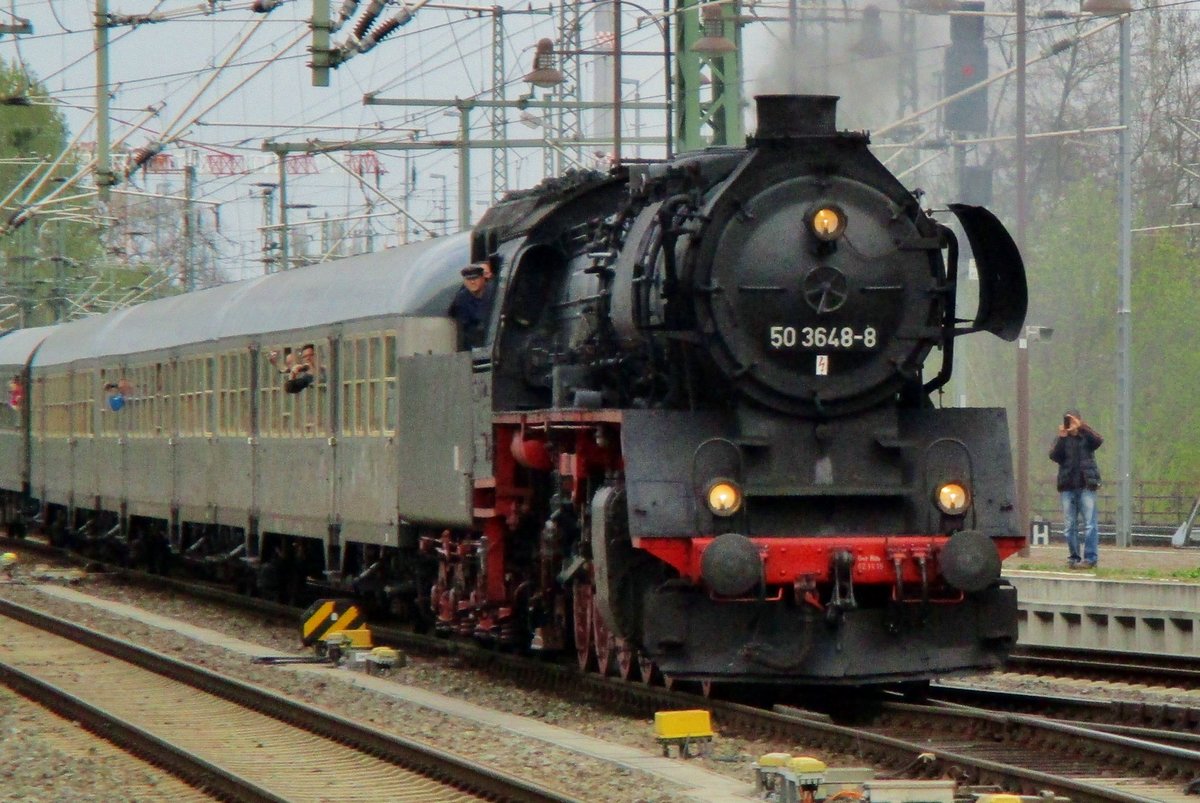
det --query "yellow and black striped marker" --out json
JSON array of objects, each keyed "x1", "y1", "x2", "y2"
[{"x1": 300, "y1": 598, "x2": 363, "y2": 647}]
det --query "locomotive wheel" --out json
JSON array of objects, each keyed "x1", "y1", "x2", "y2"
[
  {"x1": 572, "y1": 583, "x2": 595, "y2": 671},
  {"x1": 637, "y1": 654, "x2": 658, "y2": 686},
  {"x1": 593, "y1": 605, "x2": 616, "y2": 677},
  {"x1": 615, "y1": 640, "x2": 638, "y2": 682}
]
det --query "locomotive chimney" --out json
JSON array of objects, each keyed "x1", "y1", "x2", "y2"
[{"x1": 752, "y1": 94, "x2": 838, "y2": 139}]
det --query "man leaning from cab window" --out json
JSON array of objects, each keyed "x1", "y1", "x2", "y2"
[{"x1": 447, "y1": 262, "x2": 495, "y2": 350}]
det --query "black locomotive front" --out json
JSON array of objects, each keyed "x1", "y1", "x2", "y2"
[
  {"x1": 497, "y1": 94, "x2": 1031, "y2": 683},
  {"x1": 691, "y1": 96, "x2": 946, "y2": 417}
]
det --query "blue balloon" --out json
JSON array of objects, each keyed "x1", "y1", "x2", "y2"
[{"x1": 107, "y1": 394, "x2": 125, "y2": 412}]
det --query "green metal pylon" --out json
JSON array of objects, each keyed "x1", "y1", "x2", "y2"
[{"x1": 674, "y1": 0, "x2": 744, "y2": 153}]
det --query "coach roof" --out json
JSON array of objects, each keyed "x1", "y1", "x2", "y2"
[
  {"x1": 33, "y1": 233, "x2": 470, "y2": 367},
  {"x1": 0, "y1": 325, "x2": 58, "y2": 368}
]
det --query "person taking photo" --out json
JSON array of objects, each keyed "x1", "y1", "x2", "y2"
[{"x1": 1048, "y1": 409, "x2": 1104, "y2": 569}]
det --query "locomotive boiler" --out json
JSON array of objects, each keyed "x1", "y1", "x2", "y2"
[{"x1": 1, "y1": 94, "x2": 1028, "y2": 687}]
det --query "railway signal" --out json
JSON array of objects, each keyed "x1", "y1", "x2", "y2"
[{"x1": 944, "y1": 1, "x2": 989, "y2": 133}]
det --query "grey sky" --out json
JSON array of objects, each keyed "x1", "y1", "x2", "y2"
[{"x1": 2, "y1": 1, "x2": 956, "y2": 281}]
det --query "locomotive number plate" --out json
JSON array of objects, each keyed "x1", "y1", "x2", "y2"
[{"x1": 768, "y1": 325, "x2": 878, "y2": 350}]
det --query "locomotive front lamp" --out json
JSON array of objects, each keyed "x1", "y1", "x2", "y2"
[
  {"x1": 705, "y1": 480, "x2": 744, "y2": 516},
  {"x1": 809, "y1": 206, "x2": 847, "y2": 241},
  {"x1": 935, "y1": 482, "x2": 971, "y2": 515}
]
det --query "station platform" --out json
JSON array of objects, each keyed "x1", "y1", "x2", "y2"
[
  {"x1": 1005, "y1": 543, "x2": 1200, "y2": 575},
  {"x1": 1004, "y1": 543, "x2": 1200, "y2": 656}
]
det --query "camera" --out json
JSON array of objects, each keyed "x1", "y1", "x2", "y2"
[{"x1": 1063, "y1": 415, "x2": 1072, "y2": 427}]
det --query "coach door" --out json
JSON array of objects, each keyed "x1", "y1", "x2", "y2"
[{"x1": 395, "y1": 347, "x2": 480, "y2": 528}]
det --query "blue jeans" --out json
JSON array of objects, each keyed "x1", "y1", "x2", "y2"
[{"x1": 1061, "y1": 488, "x2": 1099, "y2": 565}]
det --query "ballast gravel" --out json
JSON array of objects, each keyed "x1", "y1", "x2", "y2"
[
  {"x1": 0, "y1": 574, "x2": 809, "y2": 803},
  {"x1": 6, "y1": 570, "x2": 1196, "y2": 802}
]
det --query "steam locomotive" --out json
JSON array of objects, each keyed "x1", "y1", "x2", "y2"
[{"x1": 0, "y1": 94, "x2": 1027, "y2": 685}]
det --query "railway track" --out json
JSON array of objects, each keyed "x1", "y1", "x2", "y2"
[
  {"x1": 0, "y1": 596, "x2": 576, "y2": 803},
  {"x1": 928, "y1": 682, "x2": 1200, "y2": 739},
  {"x1": 7, "y1": 535, "x2": 1200, "y2": 801},
  {"x1": 1006, "y1": 646, "x2": 1200, "y2": 690},
  {"x1": 855, "y1": 700, "x2": 1200, "y2": 800}
]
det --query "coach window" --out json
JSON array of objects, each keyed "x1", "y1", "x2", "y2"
[
  {"x1": 100, "y1": 369, "x2": 114, "y2": 435},
  {"x1": 230, "y1": 351, "x2": 250, "y2": 435},
  {"x1": 205, "y1": 357, "x2": 215, "y2": 435},
  {"x1": 131, "y1": 364, "x2": 157, "y2": 438},
  {"x1": 259, "y1": 346, "x2": 277, "y2": 436},
  {"x1": 131, "y1": 365, "x2": 146, "y2": 436},
  {"x1": 44, "y1": 374, "x2": 70, "y2": 437},
  {"x1": 239, "y1": 352, "x2": 251, "y2": 433},
  {"x1": 340, "y1": 338, "x2": 357, "y2": 435},
  {"x1": 369, "y1": 334, "x2": 385, "y2": 433},
  {"x1": 127, "y1": 366, "x2": 142, "y2": 436},
  {"x1": 341, "y1": 335, "x2": 384, "y2": 436},
  {"x1": 260, "y1": 342, "x2": 326, "y2": 438},
  {"x1": 240, "y1": 352, "x2": 252, "y2": 433},
  {"x1": 32, "y1": 377, "x2": 45, "y2": 436},
  {"x1": 384, "y1": 333, "x2": 397, "y2": 435},
  {"x1": 303, "y1": 341, "x2": 327, "y2": 436},
  {"x1": 161, "y1": 361, "x2": 175, "y2": 437},
  {"x1": 155, "y1": 362, "x2": 167, "y2": 435},
  {"x1": 261, "y1": 345, "x2": 292, "y2": 437},
  {"x1": 287, "y1": 341, "x2": 324, "y2": 437},
  {"x1": 221, "y1": 350, "x2": 251, "y2": 436},
  {"x1": 178, "y1": 360, "x2": 192, "y2": 435},
  {"x1": 0, "y1": 376, "x2": 18, "y2": 430},
  {"x1": 180, "y1": 356, "x2": 213, "y2": 437},
  {"x1": 75, "y1": 370, "x2": 95, "y2": 437},
  {"x1": 178, "y1": 360, "x2": 191, "y2": 436},
  {"x1": 147, "y1": 363, "x2": 160, "y2": 435},
  {"x1": 218, "y1": 354, "x2": 230, "y2": 435}
]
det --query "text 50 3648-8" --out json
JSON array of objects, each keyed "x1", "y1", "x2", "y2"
[{"x1": 769, "y1": 325, "x2": 878, "y2": 350}]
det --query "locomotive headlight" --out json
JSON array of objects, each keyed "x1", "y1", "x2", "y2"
[
  {"x1": 935, "y1": 482, "x2": 971, "y2": 516},
  {"x1": 705, "y1": 480, "x2": 743, "y2": 517},
  {"x1": 808, "y1": 205, "x2": 847, "y2": 241}
]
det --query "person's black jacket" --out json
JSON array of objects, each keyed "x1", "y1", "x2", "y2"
[
  {"x1": 1049, "y1": 427, "x2": 1104, "y2": 491},
  {"x1": 448, "y1": 283, "x2": 494, "y2": 350}
]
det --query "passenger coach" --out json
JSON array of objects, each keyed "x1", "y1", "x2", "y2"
[{"x1": 13, "y1": 233, "x2": 486, "y2": 605}]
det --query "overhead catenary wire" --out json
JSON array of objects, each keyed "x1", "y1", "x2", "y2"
[
  {"x1": 155, "y1": 15, "x2": 274, "y2": 146},
  {"x1": 319, "y1": 150, "x2": 439, "y2": 237},
  {"x1": 2, "y1": 103, "x2": 166, "y2": 232},
  {"x1": 119, "y1": 22, "x2": 311, "y2": 185},
  {"x1": 6, "y1": 23, "x2": 309, "y2": 226},
  {"x1": 1, "y1": 0, "x2": 1127, "y2": 280}
]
